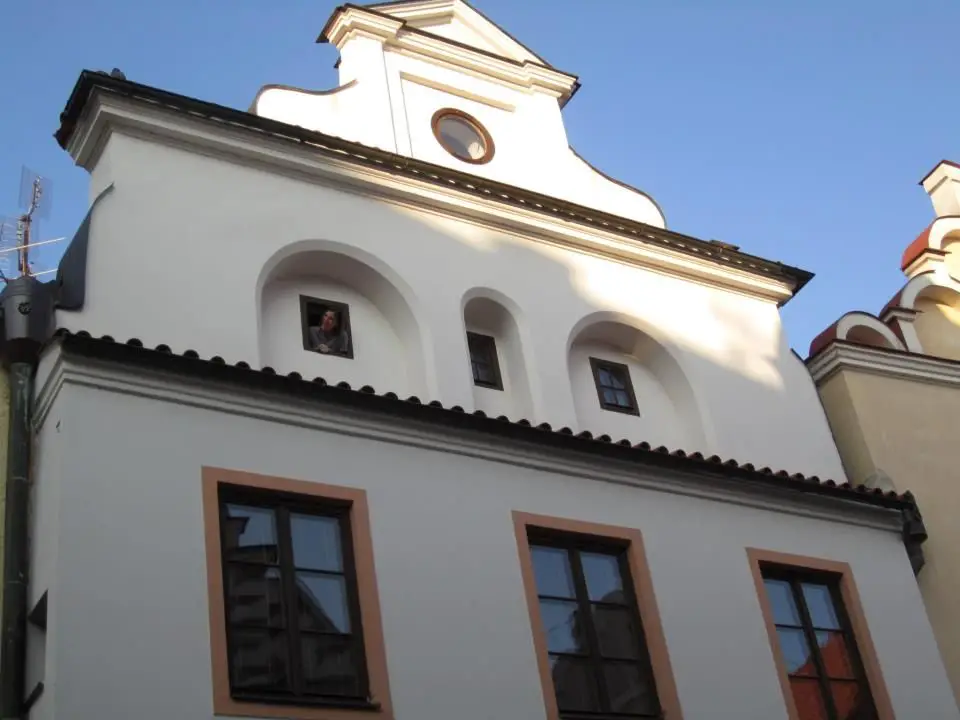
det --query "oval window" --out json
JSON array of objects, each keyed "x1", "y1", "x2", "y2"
[{"x1": 431, "y1": 109, "x2": 494, "y2": 164}]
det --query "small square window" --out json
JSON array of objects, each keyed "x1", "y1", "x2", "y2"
[
  {"x1": 300, "y1": 296, "x2": 353, "y2": 359},
  {"x1": 589, "y1": 358, "x2": 638, "y2": 415},
  {"x1": 467, "y1": 332, "x2": 503, "y2": 390}
]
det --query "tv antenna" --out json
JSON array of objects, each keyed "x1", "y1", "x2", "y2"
[{"x1": 0, "y1": 167, "x2": 66, "y2": 284}]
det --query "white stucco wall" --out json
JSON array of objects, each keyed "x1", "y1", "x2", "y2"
[
  {"x1": 27, "y1": 360, "x2": 958, "y2": 720},
  {"x1": 253, "y1": 26, "x2": 665, "y2": 228},
  {"x1": 65, "y1": 130, "x2": 843, "y2": 479}
]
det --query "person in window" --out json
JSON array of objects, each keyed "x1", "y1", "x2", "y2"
[{"x1": 309, "y1": 309, "x2": 350, "y2": 356}]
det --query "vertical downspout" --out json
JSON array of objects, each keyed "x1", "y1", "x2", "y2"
[
  {"x1": 0, "y1": 275, "x2": 53, "y2": 720},
  {"x1": 0, "y1": 364, "x2": 32, "y2": 720}
]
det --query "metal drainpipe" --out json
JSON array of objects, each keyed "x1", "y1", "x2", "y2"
[
  {"x1": 0, "y1": 275, "x2": 54, "y2": 720},
  {"x1": 0, "y1": 362, "x2": 32, "y2": 719}
]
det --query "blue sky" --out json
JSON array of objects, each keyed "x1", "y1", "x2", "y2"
[{"x1": 1, "y1": 0, "x2": 958, "y2": 354}]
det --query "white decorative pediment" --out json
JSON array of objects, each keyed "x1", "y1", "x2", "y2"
[{"x1": 368, "y1": 0, "x2": 546, "y2": 66}]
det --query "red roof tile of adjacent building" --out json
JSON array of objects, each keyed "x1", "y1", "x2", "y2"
[{"x1": 901, "y1": 222, "x2": 935, "y2": 271}]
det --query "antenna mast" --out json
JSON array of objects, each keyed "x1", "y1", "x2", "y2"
[{"x1": 0, "y1": 167, "x2": 65, "y2": 283}]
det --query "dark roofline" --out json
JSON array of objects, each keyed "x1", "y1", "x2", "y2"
[
  {"x1": 53, "y1": 329, "x2": 916, "y2": 515},
  {"x1": 318, "y1": 2, "x2": 562, "y2": 74},
  {"x1": 918, "y1": 159, "x2": 960, "y2": 187},
  {"x1": 318, "y1": 4, "x2": 582, "y2": 107},
  {"x1": 366, "y1": 0, "x2": 552, "y2": 69},
  {"x1": 54, "y1": 71, "x2": 813, "y2": 300}
]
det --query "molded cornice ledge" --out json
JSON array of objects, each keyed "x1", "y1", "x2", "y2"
[
  {"x1": 66, "y1": 90, "x2": 797, "y2": 305},
  {"x1": 33, "y1": 345, "x2": 902, "y2": 535},
  {"x1": 322, "y1": 6, "x2": 578, "y2": 102},
  {"x1": 808, "y1": 341, "x2": 960, "y2": 386}
]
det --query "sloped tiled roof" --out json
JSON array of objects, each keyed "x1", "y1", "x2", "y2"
[{"x1": 51, "y1": 330, "x2": 918, "y2": 513}]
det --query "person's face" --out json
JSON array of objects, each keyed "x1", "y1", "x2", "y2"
[{"x1": 321, "y1": 311, "x2": 337, "y2": 332}]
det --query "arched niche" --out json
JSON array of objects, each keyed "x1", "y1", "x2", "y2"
[
  {"x1": 461, "y1": 289, "x2": 533, "y2": 419},
  {"x1": 257, "y1": 240, "x2": 430, "y2": 397},
  {"x1": 913, "y1": 284, "x2": 960, "y2": 361},
  {"x1": 566, "y1": 313, "x2": 706, "y2": 449},
  {"x1": 835, "y1": 312, "x2": 904, "y2": 351}
]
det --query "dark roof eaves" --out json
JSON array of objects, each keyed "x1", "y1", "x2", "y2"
[
  {"x1": 54, "y1": 330, "x2": 913, "y2": 514},
  {"x1": 54, "y1": 71, "x2": 812, "y2": 295}
]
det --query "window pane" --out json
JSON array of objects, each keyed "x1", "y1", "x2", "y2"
[
  {"x1": 226, "y1": 565, "x2": 285, "y2": 627},
  {"x1": 301, "y1": 634, "x2": 362, "y2": 698},
  {"x1": 594, "y1": 606, "x2": 639, "y2": 659},
  {"x1": 531, "y1": 546, "x2": 575, "y2": 598},
  {"x1": 475, "y1": 362, "x2": 494, "y2": 384},
  {"x1": 550, "y1": 655, "x2": 600, "y2": 713},
  {"x1": 229, "y1": 627, "x2": 289, "y2": 692},
  {"x1": 602, "y1": 388, "x2": 619, "y2": 405},
  {"x1": 614, "y1": 390, "x2": 632, "y2": 407},
  {"x1": 802, "y1": 583, "x2": 841, "y2": 630},
  {"x1": 598, "y1": 369, "x2": 612, "y2": 386},
  {"x1": 223, "y1": 505, "x2": 278, "y2": 564},
  {"x1": 816, "y1": 631, "x2": 855, "y2": 679},
  {"x1": 764, "y1": 578, "x2": 801, "y2": 625},
  {"x1": 778, "y1": 627, "x2": 816, "y2": 675},
  {"x1": 290, "y1": 514, "x2": 343, "y2": 572},
  {"x1": 609, "y1": 372, "x2": 626, "y2": 390},
  {"x1": 603, "y1": 662, "x2": 658, "y2": 715},
  {"x1": 539, "y1": 599, "x2": 585, "y2": 654},
  {"x1": 831, "y1": 679, "x2": 869, "y2": 719},
  {"x1": 790, "y1": 677, "x2": 828, "y2": 720},
  {"x1": 296, "y1": 572, "x2": 351, "y2": 633},
  {"x1": 581, "y1": 552, "x2": 624, "y2": 601}
]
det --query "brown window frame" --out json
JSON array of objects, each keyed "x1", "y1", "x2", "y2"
[
  {"x1": 467, "y1": 331, "x2": 503, "y2": 390},
  {"x1": 300, "y1": 295, "x2": 354, "y2": 359},
  {"x1": 431, "y1": 107, "x2": 495, "y2": 165},
  {"x1": 513, "y1": 512, "x2": 684, "y2": 720},
  {"x1": 747, "y1": 548, "x2": 895, "y2": 720},
  {"x1": 589, "y1": 358, "x2": 639, "y2": 416},
  {"x1": 203, "y1": 467, "x2": 393, "y2": 720}
]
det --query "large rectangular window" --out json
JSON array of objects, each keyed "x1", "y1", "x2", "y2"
[
  {"x1": 514, "y1": 513, "x2": 683, "y2": 720},
  {"x1": 203, "y1": 468, "x2": 393, "y2": 720},
  {"x1": 220, "y1": 489, "x2": 367, "y2": 705},
  {"x1": 749, "y1": 549, "x2": 894, "y2": 720},
  {"x1": 761, "y1": 568, "x2": 877, "y2": 719}
]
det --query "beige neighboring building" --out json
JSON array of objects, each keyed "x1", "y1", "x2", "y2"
[{"x1": 808, "y1": 158, "x2": 960, "y2": 704}]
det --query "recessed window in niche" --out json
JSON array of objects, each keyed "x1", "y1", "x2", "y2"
[
  {"x1": 431, "y1": 108, "x2": 495, "y2": 164},
  {"x1": 300, "y1": 296, "x2": 353, "y2": 359},
  {"x1": 467, "y1": 332, "x2": 503, "y2": 390},
  {"x1": 589, "y1": 358, "x2": 639, "y2": 416}
]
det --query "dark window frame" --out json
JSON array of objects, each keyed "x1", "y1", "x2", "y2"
[
  {"x1": 588, "y1": 358, "x2": 639, "y2": 416},
  {"x1": 300, "y1": 295, "x2": 354, "y2": 359},
  {"x1": 528, "y1": 527, "x2": 662, "y2": 720},
  {"x1": 760, "y1": 563, "x2": 878, "y2": 720},
  {"x1": 217, "y1": 483, "x2": 376, "y2": 711},
  {"x1": 467, "y1": 331, "x2": 504, "y2": 390}
]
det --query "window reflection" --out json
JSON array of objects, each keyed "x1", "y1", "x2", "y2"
[
  {"x1": 531, "y1": 540, "x2": 660, "y2": 718},
  {"x1": 220, "y1": 491, "x2": 366, "y2": 703}
]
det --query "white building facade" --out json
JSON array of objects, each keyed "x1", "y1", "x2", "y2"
[{"x1": 20, "y1": 1, "x2": 958, "y2": 719}]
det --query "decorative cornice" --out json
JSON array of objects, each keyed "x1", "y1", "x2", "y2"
[
  {"x1": 807, "y1": 340, "x2": 960, "y2": 387},
  {"x1": 34, "y1": 341, "x2": 903, "y2": 534},
  {"x1": 56, "y1": 75, "x2": 807, "y2": 305},
  {"x1": 319, "y1": 4, "x2": 578, "y2": 102}
]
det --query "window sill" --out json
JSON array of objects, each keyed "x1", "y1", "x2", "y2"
[
  {"x1": 225, "y1": 691, "x2": 382, "y2": 717},
  {"x1": 599, "y1": 404, "x2": 640, "y2": 416}
]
